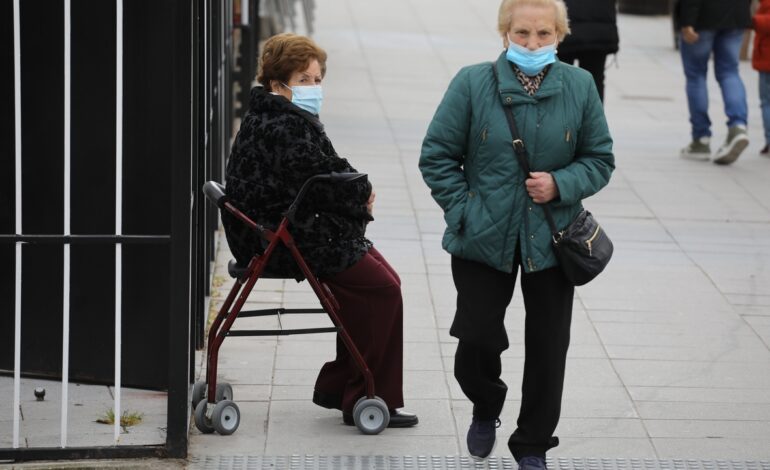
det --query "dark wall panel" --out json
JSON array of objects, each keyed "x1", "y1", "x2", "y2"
[
  {"x1": 121, "y1": 0, "x2": 173, "y2": 389},
  {"x1": 17, "y1": 0, "x2": 65, "y2": 377},
  {"x1": 0, "y1": 0, "x2": 17, "y2": 374},
  {"x1": 70, "y1": 0, "x2": 117, "y2": 384}
]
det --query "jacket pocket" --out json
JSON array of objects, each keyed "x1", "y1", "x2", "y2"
[
  {"x1": 460, "y1": 189, "x2": 481, "y2": 236},
  {"x1": 443, "y1": 195, "x2": 468, "y2": 234},
  {"x1": 467, "y1": 122, "x2": 489, "y2": 164},
  {"x1": 564, "y1": 125, "x2": 577, "y2": 155},
  {"x1": 476, "y1": 123, "x2": 489, "y2": 145}
]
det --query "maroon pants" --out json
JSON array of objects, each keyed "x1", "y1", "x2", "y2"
[{"x1": 314, "y1": 247, "x2": 404, "y2": 413}]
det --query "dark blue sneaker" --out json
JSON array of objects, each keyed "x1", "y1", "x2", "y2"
[
  {"x1": 518, "y1": 456, "x2": 547, "y2": 470},
  {"x1": 466, "y1": 417, "x2": 500, "y2": 460}
]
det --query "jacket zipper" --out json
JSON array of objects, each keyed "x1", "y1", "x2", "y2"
[
  {"x1": 524, "y1": 204, "x2": 534, "y2": 271},
  {"x1": 586, "y1": 225, "x2": 601, "y2": 257}
]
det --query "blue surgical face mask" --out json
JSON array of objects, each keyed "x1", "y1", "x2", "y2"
[
  {"x1": 283, "y1": 83, "x2": 323, "y2": 115},
  {"x1": 505, "y1": 35, "x2": 557, "y2": 76}
]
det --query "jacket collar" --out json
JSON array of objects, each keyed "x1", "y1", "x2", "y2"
[
  {"x1": 494, "y1": 51, "x2": 564, "y2": 106},
  {"x1": 249, "y1": 86, "x2": 325, "y2": 133}
]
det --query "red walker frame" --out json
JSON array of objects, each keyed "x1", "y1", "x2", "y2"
[{"x1": 196, "y1": 174, "x2": 389, "y2": 435}]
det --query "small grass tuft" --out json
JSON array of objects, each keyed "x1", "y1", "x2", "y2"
[
  {"x1": 96, "y1": 409, "x2": 144, "y2": 430},
  {"x1": 212, "y1": 275, "x2": 227, "y2": 288}
]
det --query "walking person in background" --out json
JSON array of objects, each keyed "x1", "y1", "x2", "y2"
[
  {"x1": 753, "y1": 0, "x2": 770, "y2": 156},
  {"x1": 419, "y1": 0, "x2": 614, "y2": 467},
  {"x1": 676, "y1": 0, "x2": 752, "y2": 164},
  {"x1": 557, "y1": 0, "x2": 619, "y2": 102}
]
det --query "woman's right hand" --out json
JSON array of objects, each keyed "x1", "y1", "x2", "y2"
[{"x1": 681, "y1": 26, "x2": 699, "y2": 44}]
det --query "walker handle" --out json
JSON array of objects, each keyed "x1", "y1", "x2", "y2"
[
  {"x1": 286, "y1": 172, "x2": 367, "y2": 220},
  {"x1": 203, "y1": 181, "x2": 227, "y2": 209}
]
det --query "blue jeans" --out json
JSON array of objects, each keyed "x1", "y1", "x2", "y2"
[
  {"x1": 760, "y1": 72, "x2": 770, "y2": 145},
  {"x1": 680, "y1": 29, "x2": 748, "y2": 140}
]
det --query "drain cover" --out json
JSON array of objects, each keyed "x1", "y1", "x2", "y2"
[{"x1": 187, "y1": 456, "x2": 770, "y2": 470}]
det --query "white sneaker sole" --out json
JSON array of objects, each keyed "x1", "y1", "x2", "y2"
[
  {"x1": 469, "y1": 439, "x2": 497, "y2": 462},
  {"x1": 680, "y1": 151, "x2": 710, "y2": 161},
  {"x1": 713, "y1": 135, "x2": 749, "y2": 165}
]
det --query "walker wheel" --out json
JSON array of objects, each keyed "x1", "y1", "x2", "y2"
[
  {"x1": 191, "y1": 381, "x2": 206, "y2": 408},
  {"x1": 215, "y1": 382, "x2": 233, "y2": 402},
  {"x1": 193, "y1": 399, "x2": 215, "y2": 434},
  {"x1": 352, "y1": 396, "x2": 389, "y2": 435},
  {"x1": 211, "y1": 400, "x2": 241, "y2": 435}
]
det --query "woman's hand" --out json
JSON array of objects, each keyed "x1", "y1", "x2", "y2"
[
  {"x1": 681, "y1": 26, "x2": 699, "y2": 44},
  {"x1": 526, "y1": 172, "x2": 559, "y2": 204},
  {"x1": 367, "y1": 189, "x2": 376, "y2": 216}
]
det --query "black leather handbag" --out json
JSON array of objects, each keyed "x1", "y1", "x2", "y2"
[
  {"x1": 495, "y1": 67, "x2": 613, "y2": 285},
  {"x1": 546, "y1": 208, "x2": 613, "y2": 285}
]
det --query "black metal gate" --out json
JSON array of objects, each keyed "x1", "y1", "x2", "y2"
[{"x1": 0, "y1": 0, "x2": 259, "y2": 461}]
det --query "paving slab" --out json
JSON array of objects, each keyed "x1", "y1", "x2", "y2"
[{"x1": 186, "y1": 0, "x2": 770, "y2": 465}]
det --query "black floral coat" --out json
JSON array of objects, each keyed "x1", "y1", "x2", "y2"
[{"x1": 222, "y1": 87, "x2": 373, "y2": 279}]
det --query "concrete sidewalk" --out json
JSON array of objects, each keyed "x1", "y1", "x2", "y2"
[{"x1": 189, "y1": 0, "x2": 770, "y2": 465}]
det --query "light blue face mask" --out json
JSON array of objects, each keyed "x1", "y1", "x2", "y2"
[
  {"x1": 283, "y1": 83, "x2": 323, "y2": 115},
  {"x1": 505, "y1": 36, "x2": 557, "y2": 76}
]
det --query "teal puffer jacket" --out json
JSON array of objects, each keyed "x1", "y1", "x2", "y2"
[{"x1": 419, "y1": 52, "x2": 615, "y2": 274}]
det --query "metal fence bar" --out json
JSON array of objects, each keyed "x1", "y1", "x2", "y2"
[
  {"x1": 114, "y1": 0, "x2": 124, "y2": 445},
  {"x1": 12, "y1": 0, "x2": 22, "y2": 451},
  {"x1": 61, "y1": 0, "x2": 72, "y2": 448},
  {"x1": 0, "y1": 235, "x2": 171, "y2": 244}
]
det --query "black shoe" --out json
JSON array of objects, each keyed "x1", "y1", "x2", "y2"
[
  {"x1": 518, "y1": 456, "x2": 547, "y2": 470},
  {"x1": 467, "y1": 417, "x2": 500, "y2": 460},
  {"x1": 342, "y1": 409, "x2": 419, "y2": 428},
  {"x1": 388, "y1": 409, "x2": 418, "y2": 427}
]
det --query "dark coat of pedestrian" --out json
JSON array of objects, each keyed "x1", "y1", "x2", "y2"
[
  {"x1": 557, "y1": 0, "x2": 619, "y2": 101},
  {"x1": 224, "y1": 86, "x2": 373, "y2": 279},
  {"x1": 675, "y1": 0, "x2": 752, "y2": 30}
]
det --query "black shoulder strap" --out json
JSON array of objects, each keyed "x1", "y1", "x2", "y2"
[{"x1": 491, "y1": 63, "x2": 559, "y2": 236}]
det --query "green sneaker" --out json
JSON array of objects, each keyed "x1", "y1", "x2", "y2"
[
  {"x1": 713, "y1": 125, "x2": 749, "y2": 165},
  {"x1": 680, "y1": 137, "x2": 711, "y2": 161}
]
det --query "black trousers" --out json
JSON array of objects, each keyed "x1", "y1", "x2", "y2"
[
  {"x1": 450, "y1": 254, "x2": 574, "y2": 460},
  {"x1": 558, "y1": 51, "x2": 608, "y2": 102}
]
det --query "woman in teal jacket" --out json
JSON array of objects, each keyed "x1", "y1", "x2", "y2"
[{"x1": 419, "y1": 0, "x2": 614, "y2": 466}]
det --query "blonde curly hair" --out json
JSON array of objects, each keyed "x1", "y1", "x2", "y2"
[{"x1": 497, "y1": 0, "x2": 571, "y2": 41}]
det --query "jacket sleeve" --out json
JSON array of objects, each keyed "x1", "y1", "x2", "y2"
[
  {"x1": 265, "y1": 118, "x2": 372, "y2": 223},
  {"x1": 550, "y1": 78, "x2": 615, "y2": 207},
  {"x1": 678, "y1": 0, "x2": 702, "y2": 28},
  {"x1": 755, "y1": 12, "x2": 770, "y2": 33},
  {"x1": 418, "y1": 68, "x2": 472, "y2": 232}
]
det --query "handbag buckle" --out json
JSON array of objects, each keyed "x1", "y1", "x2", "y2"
[
  {"x1": 552, "y1": 230, "x2": 565, "y2": 245},
  {"x1": 512, "y1": 139, "x2": 525, "y2": 153}
]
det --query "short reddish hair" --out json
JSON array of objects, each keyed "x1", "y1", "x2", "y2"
[{"x1": 257, "y1": 33, "x2": 327, "y2": 91}]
